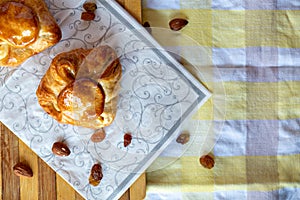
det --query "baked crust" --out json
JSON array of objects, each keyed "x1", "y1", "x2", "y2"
[
  {"x1": 0, "y1": 0, "x2": 61, "y2": 67},
  {"x1": 36, "y1": 46, "x2": 122, "y2": 129}
]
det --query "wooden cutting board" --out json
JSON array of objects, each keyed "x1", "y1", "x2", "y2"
[{"x1": 0, "y1": 1, "x2": 145, "y2": 199}]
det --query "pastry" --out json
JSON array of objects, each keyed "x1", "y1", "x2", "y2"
[
  {"x1": 36, "y1": 45, "x2": 122, "y2": 129},
  {"x1": 0, "y1": 0, "x2": 61, "y2": 67}
]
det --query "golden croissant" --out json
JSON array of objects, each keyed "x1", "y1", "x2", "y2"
[
  {"x1": 0, "y1": 0, "x2": 61, "y2": 67},
  {"x1": 36, "y1": 46, "x2": 122, "y2": 129}
]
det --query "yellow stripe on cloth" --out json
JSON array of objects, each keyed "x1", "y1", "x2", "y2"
[
  {"x1": 245, "y1": 156, "x2": 281, "y2": 191},
  {"x1": 180, "y1": 10, "x2": 213, "y2": 47},
  {"x1": 144, "y1": 9, "x2": 300, "y2": 48},
  {"x1": 245, "y1": 11, "x2": 278, "y2": 47},
  {"x1": 193, "y1": 81, "x2": 247, "y2": 120},
  {"x1": 278, "y1": 81, "x2": 300, "y2": 120},
  {"x1": 212, "y1": 10, "x2": 300, "y2": 48},
  {"x1": 146, "y1": 157, "x2": 185, "y2": 193},
  {"x1": 142, "y1": 9, "x2": 174, "y2": 28},
  {"x1": 181, "y1": 156, "x2": 215, "y2": 192},
  {"x1": 147, "y1": 154, "x2": 300, "y2": 194},
  {"x1": 147, "y1": 157, "x2": 215, "y2": 193},
  {"x1": 246, "y1": 82, "x2": 279, "y2": 120},
  {"x1": 278, "y1": 154, "x2": 300, "y2": 187},
  {"x1": 214, "y1": 156, "x2": 247, "y2": 191},
  {"x1": 193, "y1": 98, "x2": 214, "y2": 120},
  {"x1": 212, "y1": 10, "x2": 246, "y2": 48},
  {"x1": 213, "y1": 10, "x2": 300, "y2": 48},
  {"x1": 246, "y1": 10, "x2": 300, "y2": 48},
  {"x1": 143, "y1": 9, "x2": 213, "y2": 47},
  {"x1": 148, "y1": 156, "x2": 247, "y2": 193},
  {"x1": 277, "y1": 11, "x2": 300, "y2": 48},
  {"x1": 193, "y1": 81, "x2": 300, "y2": 120}
]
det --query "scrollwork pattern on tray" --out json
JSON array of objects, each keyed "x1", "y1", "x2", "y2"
[
  {"x1": 112, "y1": 48, "x2": 192, "y2": 147},
  {"x1": 73, "y1": 149, "x2": 93, "y2": 168},
  {"x1": 114, "y1": 160, "x2": 140, "y2": 184},
  {"x1": 0, "y1": 92, "x2": 27, "y2": 131},
  {"x1": 93, "y1": 142, "x2": 129, "y2": 163},
  {"x1": 47, "y1": 0, "x2": 127, "y2": 57}
]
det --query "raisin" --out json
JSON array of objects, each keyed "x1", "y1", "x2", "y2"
[
  {"x1": 124, "y1": 133, "x2": 132, "y2": 147},
  {"x1": 176, "y1": 132, "x2": 190, "y2": 145},
  {"x1": 81, "y1": 12, "x2": 95, "y2": 21},
  {"x1": 199, "y1": 155, "x2": 215, "y2": 169},
  {"x1": 91, "y1": 128, "x2": 106, "y2": 143},
  {"x1": 89, "y1": 163, "x2": 103, "y2": 186}
]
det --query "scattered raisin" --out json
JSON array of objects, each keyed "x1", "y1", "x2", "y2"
[
  {"x1": 124, "y1": 133, "x2": 132, "y2": 147},
  {"x1": 13, "y1": 162, "x2": 33, "y2": 178},
  {"x1": 91, "y1": 128, "x2": 106, "y2": 143},
  {"x1": 83, "y1": 2, "x2": 97, "y2": 13},
  {"x1": 81, "y1": 12, "x2": 95, "y2": 21},
  {"x1": 52, "y1": 142, "x2": 71, "y2": 156},
  {"x1": 169, "y1": 18, "x2": 189, "y2": 31},
  {"x1": 143, "y1": 21, "x2": 152, "y2": 34},
  {"x1": 89, "y1": 163, "x2": 103, "y2": 186},
  {"x1": 199, "y1": 154, "x2": 215, "y2": 169},
  {"x1": 176, "y1": 132, "x2": 190, "y2": 145}
]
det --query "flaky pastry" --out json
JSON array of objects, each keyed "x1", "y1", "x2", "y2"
[
  {"x1": 36, "y1": 45, "x2": 122, "y2": 129},
  {"x1": 0, "y1": 0, "x2": 61, "y2": 67}
]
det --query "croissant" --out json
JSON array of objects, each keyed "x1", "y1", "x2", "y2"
[
  {"x1": 36, "y1": 46, "x2": 122, "y2": 129},
  {"x1": 0, "y1": 0, "x2": 61, "y2": 67}
]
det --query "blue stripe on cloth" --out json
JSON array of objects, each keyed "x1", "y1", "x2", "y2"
[
  {"x1": 246, "y1": 120, "x2": 279, "y2": 156},
  {"x1": 146, "y1": 193, "x2": 183, "y2": 200},
  {"x1": 278, "y1": 119, "x2": 300, "y2": 155},
  {"x1": 143, "y1": 0, "x2": 180, "y2": 9},
  {"x1": 246, "y1": 47, "x2": 278, "y2": 67},
  {"x1": 213, "y1": 48, "x2": 246, "y2": 67},
  {"x1": 214, "y1": 119, "x2": 300, "y2": 157},
  {"x1": 218, "y1": 66, "x2": 300, "y2": 82},
  {"x1": 212, "y1": 0, "x2": 300, "y2": 10},
  {"x1": 279, "y1": 187, "x2": 300, "y2": 199},
  {"x1": 212, "y1": 0, "x2": 245, "y2": 10},
  {"x1": 278, "y1": 67, "x2": 300, "y2": 81},
  {"x1": 180, "y1": 0, "x2": 211, "y2": 9},
  {"x1": 248, "y1": 190, "x2": 279, "y2": 199},
  {"x1": 278, "y1": 48, "x2": 300, "y2": 67},
  {"x1": 214, "y1": 48, "x2": 300, "y2": 68},
  {"x1": 214, "y1": 120, "x2": 247, "y2": 156},
  {"x1": 214, "y1": 191, "x2": 247, "y2": 199},
  {"x1": 146, "y1": 188, "x2": 300, "y2": 199},
  {"x1": 246, "y1": 66, "x2": 278, "y2": 82},
  {"x1": 245, "y1": 0, "x2": 277, "y2": 10},
  {"x1": 277, "y1": 0, "x2": 300, "y2": 10}
]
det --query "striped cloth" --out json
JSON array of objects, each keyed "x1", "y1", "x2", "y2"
[{"x1": 142, "y1": 0, "x2": 300, "y2": 199}]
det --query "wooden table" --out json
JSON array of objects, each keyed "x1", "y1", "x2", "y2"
[{"x1": 0, "y1": 1, "x2": 146, "y2": 199}]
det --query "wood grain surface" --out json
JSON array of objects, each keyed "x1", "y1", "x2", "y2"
[{"x1": 0, "y1": 1, "x2": 145, "y2": 199}]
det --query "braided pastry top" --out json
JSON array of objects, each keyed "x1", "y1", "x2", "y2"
[
  {"x1": 0, "y1": 1, "x2": 61, "y2": 67},
  {"x1": 36, "y1": 46, "x2": 122, "y2": 129}
]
